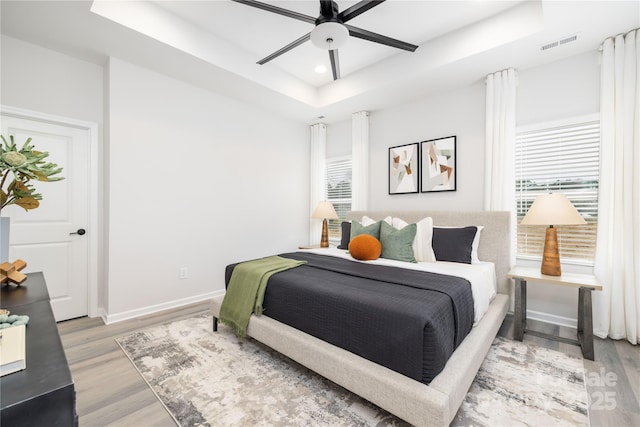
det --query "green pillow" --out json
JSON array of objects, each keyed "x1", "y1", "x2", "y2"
[
  {"x1": 350, "y1": 220, "x2": 381, "y2": 240},
  {"x1": 380, "y1": 221, "x2": 417, "y2": 263}
]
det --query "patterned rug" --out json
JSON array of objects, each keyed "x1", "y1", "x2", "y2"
[{"x1": 116, "y1": 313, "x2": 588, "y2": 427}]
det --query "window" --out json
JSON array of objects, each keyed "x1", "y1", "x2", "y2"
[
  {"x1": 326, "y1": 156, "x2": 352, "y2": 241},
  {"x1": 515, "y1": 117, "x2": 600, "y2": 263}
]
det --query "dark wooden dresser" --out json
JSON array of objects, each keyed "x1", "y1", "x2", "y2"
[{"x1": 1, "y1": 272, "x2": 77, "y2": 426}]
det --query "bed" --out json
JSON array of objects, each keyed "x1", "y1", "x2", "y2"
[{"x1": 210, "y1": 210, "x2": 511, "y2": 426}]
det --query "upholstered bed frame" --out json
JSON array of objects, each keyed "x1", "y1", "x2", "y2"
[{"x1": 211, "y1": 210, "x2": 511, "y2": 426}]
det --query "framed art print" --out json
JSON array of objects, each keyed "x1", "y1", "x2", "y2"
[
  {"x1": 421, "y1": 136, "x2": 456, "y2": 192},
  {"x1": 389, "y1": 143, "x2": 419, "y2": 194}
]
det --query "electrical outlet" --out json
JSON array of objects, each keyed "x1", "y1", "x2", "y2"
[{"x1": 179, "y1": 267, "x2": 188, "y2": 279}]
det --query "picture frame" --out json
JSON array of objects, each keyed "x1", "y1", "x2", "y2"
[
  {"x1": 389, "y1": 142, "x2": 419, "y2": 195},
  {"x1": 420, "y1": 136, "x2": 456, "y2": 193}
]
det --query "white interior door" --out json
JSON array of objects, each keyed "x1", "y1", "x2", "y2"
[{"x1": 2, "y1": 114, "x2": 90, "y2": 321}]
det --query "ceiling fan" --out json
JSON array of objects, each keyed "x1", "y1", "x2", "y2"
[{"x1": 232, "y1": 0, "x2": 419, "y2": 80}]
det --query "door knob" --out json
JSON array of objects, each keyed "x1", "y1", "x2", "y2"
[{"x1": 70, "y1": 228, "x2": 86, "y2": 236}]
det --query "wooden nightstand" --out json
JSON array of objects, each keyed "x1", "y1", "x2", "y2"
[{"x1": 507, "y1": 266, "x2": 602, "y2": 360}]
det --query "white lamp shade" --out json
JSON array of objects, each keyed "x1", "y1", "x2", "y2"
[
  {"x1": 310, "y1": 22, "x2": 349, "y2": 50},
  {"x1": 520, "y1": 193, "x2": 587, "y2": 226},
  {"x1": 311, "y1": 201, "x2": 339, "y2": 220}
]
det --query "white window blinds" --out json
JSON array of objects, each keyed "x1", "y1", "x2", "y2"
[
  {"x1": 326, "y1": 157, "x2": 352, "y2": 240},
  {"x1": 515, "y1": 119, "x2": 600, "y2": 262}
]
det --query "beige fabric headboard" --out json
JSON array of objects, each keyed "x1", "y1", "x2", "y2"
[{"x1": 346, "y1": 211, "x2": 512, "y2": 296}]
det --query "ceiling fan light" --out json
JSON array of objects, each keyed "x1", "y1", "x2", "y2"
[{"x1": 311, "y1": 22, "x2": 349, "y2": 50}]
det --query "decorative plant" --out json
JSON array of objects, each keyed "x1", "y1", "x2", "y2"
[{"x1": 0, "y1": 135, "x2": 64, "y2": 213}]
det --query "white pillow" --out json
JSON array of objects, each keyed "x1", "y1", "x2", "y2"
[
  {"x1": 361, "y1": 215, "x2": 392, "y2": 227},
  {"x1": 433, "y1": 225, "x2": 484, "y2": 264},
  {"x1": 392, "y1": 217, "x2": 436, "y2": 262},
  {"x1": 471, "y1": 226, "x2": 484, "y2": 264}
]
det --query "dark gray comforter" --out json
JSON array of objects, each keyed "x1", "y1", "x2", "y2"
[{"x1": 224, "y1": 252, "x2": 474, "y2": 384}]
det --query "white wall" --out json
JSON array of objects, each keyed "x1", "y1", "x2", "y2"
[
  {"x1": 368, "y1": 82, "x2": 486, "y2": 210},
  {"x1": 106, "y1": 58, "x2": 309, "y2": 321},
  {"x1": 0, "y1": 36, "x2": 103, "y2": 124},
  {"x1": 518, "y1": 51, "x2": 600, "y2": 126},
  {"x1": 326, "y1": 118, "x2": 351, "y2": 159}
]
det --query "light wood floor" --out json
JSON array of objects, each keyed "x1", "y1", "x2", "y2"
[
  {"x1": 58, "y1": 303, "x2": 640, "y2": 427},
  {"x1": 57, "y1": 302, "x2": 210, "y2": 426},
  {"x1": 498, "y1": 316, "x2": 640, "y2": 427}
]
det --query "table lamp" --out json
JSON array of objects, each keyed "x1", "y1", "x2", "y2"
[
  {"x1": 520, "y1": 193, "x2": 586, "y2": 276},
  {"x1": 311, "y1": 201, "x2": 339, "y2": 248}
]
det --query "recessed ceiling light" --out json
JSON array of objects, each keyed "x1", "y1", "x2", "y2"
[{"x1": 314, "y1": 65, "x2": 327, "y2": 74}]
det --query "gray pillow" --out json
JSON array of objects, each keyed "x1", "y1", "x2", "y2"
[
  {"x1": 380, "y1": 221, "x2": 417, "y2": 263},
  {"x1": 338, "y1": 221, "x2": 351, "y2": 249},
  {"x1": 431, "y1": 226, "x2": 477, "y2": 264}
]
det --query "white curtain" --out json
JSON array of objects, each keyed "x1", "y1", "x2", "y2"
[
  {"x1": 594, "y1": 29, "x2": 640, "y2": 344},
  {"x1": 351, "y1": 111, "x2": 369, "y2": 211},
  {"x1": 484, "y1": 68, "x2": 517, "y2": 265},
  {"x1": 309, "y1": 123, "x2": 327, "y2": 244}
]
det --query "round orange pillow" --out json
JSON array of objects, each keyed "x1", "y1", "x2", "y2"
[{"x1": 348, "y1": 234, "x2": 382, "y2": 261}]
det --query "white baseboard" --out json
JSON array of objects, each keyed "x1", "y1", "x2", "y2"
[
  {"x1": 525, "y1": 309, "x2": 577, "y2": 329},
  {"x1": 98, "y1": 307, "x2": 109, "y2": 324},
  {"x1": 102, "y1": 290, "x2": 225, "y2": 325}
]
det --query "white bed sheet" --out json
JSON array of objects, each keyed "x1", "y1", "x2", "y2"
[{"x1": 299, "y1": 247, "x2": 497, "y2": 324}]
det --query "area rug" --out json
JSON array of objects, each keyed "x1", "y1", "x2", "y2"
[
  {"x1": 116, "y1": 313, "x2": 588, "y2": 427},
  {"x1": 452, "y1": 337, "x2": 589, "y2": 427}
]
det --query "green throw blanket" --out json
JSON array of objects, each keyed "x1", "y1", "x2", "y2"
[{"x1": 219, "y1": 256, "x2": 307, "y2": 337}]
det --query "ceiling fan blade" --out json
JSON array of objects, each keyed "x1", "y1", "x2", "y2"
[
  {"x1": 345, "y1": 24, "x2": 418, "y2": 52},
  {"x1": 257, "y1": 33, "x2": 311, "y2": 65},
  {"x1": 329, "y1": 49, "x2": 340, "y2": 80},
  {"x1": 232, "y1": 0, "x2": 316, "y2": 24},
  {"x1": 339, "y1": 0, "x2": 385, "y2": 23},
  {"x1": 319, "y1": 0, "x2": 337, "y2": 19}
]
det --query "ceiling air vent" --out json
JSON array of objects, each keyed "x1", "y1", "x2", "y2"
[{"x1": 540, "y1": 33, "x2": 579, "y2": 51}]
